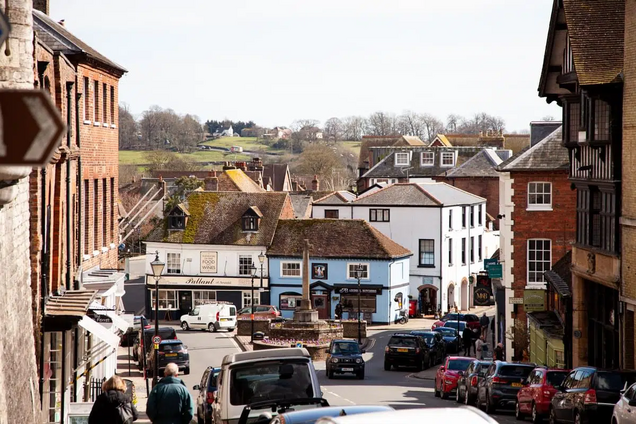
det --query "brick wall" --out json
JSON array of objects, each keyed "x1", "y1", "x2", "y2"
[
  {"x1": 435, "y1": 176, "x2": 500, "y2": 228},
  {"x1": 509, "y1": 170, "x2": 576, "y2": 358}
]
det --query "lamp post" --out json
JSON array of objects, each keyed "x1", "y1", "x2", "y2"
[
  {"x1": 150, "y1": 251, "x2": 165, "y2": 387},
  {"x1": 354, "y1": 264, "x2": 365, "y2": 345},
  {"x1": 250, "y1": 262, "x2": 257, "y2": 342},
  {"x1": 258, "y1": 252, "x2": 265, "y2": 288}
]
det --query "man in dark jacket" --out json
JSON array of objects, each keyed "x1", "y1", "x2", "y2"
[
  {"x1": 494, "y1": 343, "x2": 505, "y2": 361},
  {"x1": 462, "y1": 326, "x2": 474, "y2": 356},
  {"x1": 480, "y1": 313, "x2": 490, "y2": 339},
  {"x1": 147, "y1": 363, "x2": 194, "y2": 424}
]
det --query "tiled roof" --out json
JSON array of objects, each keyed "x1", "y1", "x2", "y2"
[
  {"x1": 358, "y1": 137, "x2": 399, "y2": 168},
  {"x1": 416, "y1": 183, "x2": 485, "y2": 206},
  {"x1": 400, "y1": 136, "x2": 426, "y2": 146},
  {"x1": 433, "y1": 133, "x2": 530, "y2": 154},
  {"x1": 545, "y1": 251, "x2": 572, "y2": 297},
  {"x1": 45, "y1": 290, "x2": 97, "y2": 317},
  {"x1": 563, "y1": 0, "x2": 624, "y2": 86},
  {"x1": 434, "y1": 135, "x2": 452, "y2": 146},
  {"x1": 33, "y1": 10, "x2": 127, "y2": 73},
  {"x1": 267, "y1": 219, "x2": 412, "y2": 259},
  {"x1": 147, "y1": 192, "x2": 290, "y2": 246},
  {"x1": 353, "y1": 182, "x2": 484, "y2": 206},
  {"x1": 289, "y1": 194, "x2": 313, "y2": 219},
  {"x1": 497, "y1": 127, "x2": 568, "y2": 172},
  {"x1": 445, "y1": 149, "x2": 504, "y2": 178},
  {"x1": 224, "y1": 169, "x2": 265, "y2": 192},
  {"x1": 313, "y1": 191, "x2": 355, "y2": 205}
]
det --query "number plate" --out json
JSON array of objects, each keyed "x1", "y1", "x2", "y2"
[
  {"x1": 166, "y1": 353, "x2": 178, "y2": 357},
  {"x1": 397, "y1": 348, "x2": 409, "y2": 353},
  {"x1": 512, "y1": 382, "x2": 523, "y2": 387},
  {"x1": 221, "y1": 318, "x2": 229, "y2": 321},
  {"x1": 341, "y1": 367, "x2": 354, "y2": 372}
]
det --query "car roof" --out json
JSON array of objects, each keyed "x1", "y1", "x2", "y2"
[
  {"x1": 410, "y1": 330, "x2": 435, "y2": 334},
  {"x1": 143, "y1": 327, "x2": 175, "y2": 333},
  {"x1": 331, "y1": 339, "x2": 358, "y2": 343},
  {"x1": 280, "y1": 405, "x2": 393, "y2": 421},
  {"x1": 222, "y1": 347, "x2": 310, "y2": 366},
  {"x1": 447, "y1": 356, "x2": 474, "y2": 361},
  {"x1": 391, "y1": 332, "x2": 418, "y2": 337},
  {"x1": 316, "y1": 406, "x2": 498, "y2": 423},
  {"x1": 495, "y1": 362, "x2": 536, "y2": 368}
]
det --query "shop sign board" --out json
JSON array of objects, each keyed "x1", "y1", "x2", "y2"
[
  {"x1": 200, "y1": 251, "x2": 218, "y2": 273},
  {"x1": 523, "y1": 290, "x2": 546, "y2": 312}
]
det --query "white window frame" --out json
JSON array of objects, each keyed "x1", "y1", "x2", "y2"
[
  {"x1": 150, "y1": 290, "x2": 178, "y2": 310},
  {"x1": 238, "y1": 255, "x2": 253, "y2": 276},
  {"x1": 281, "y1": 261, "x2": 302, "y2": 277},
  {"x1": 395, "y1": 152, "x2": 410, "y2": 166},
  {"x1": 347, "y1": 263, "x2": 370, "y2": 280},
  {"x1": 441, "y1": 151, "x2": 455, "y2": 167},
  {"x1": 166, "y1": 252, "x2": 181, "y2": 274},
  {"x1": 448, "y1": 209, "x2": 453, "y2": 230},
  {"x1": 420, "y1": 152, "x2": 434, "y2": 166},
  {"x1": 478, "y1": 204, "x2": 483, "y2": 226},
  {"x1": 527, "y1": 182, "x2": 553, "y2": 211},
  {"x1": 242, "y1": 291, "x2": 261, "y2": 308},
  {"x1": 193, "y1": 290, "x2": 217, "y2": 306},
  {"x1": 448, "y1": 238, "x2": 453, "y2": 266},
  {"x1": 527, "y1": 239, "x2": 552, "y2": 284}
]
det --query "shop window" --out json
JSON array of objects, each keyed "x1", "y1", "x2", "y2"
[
  {"x1": 166, "y1": 253, "x2": 181, "y2": 274},
  {"x1": 419, "y1": 239, "x2": 435, "y2": 267},
  {"x1": 243, "y1": 291, "x2": 260, "y2": 308},
  {"x1": 527, "y1": 239, "x2": 551, "y2": 284},
  {"x1": 193, "y1": 290, "x2": 217, "y2": 306},
  {"x1": 280, "y1": 292, "x2": 302, "y2": 310},
  {"x1": 341, "y1": 294, "x2": 377, "y2": 313},
  {"x1": 281, "y1": 261, "x2": 301, "y2": 277},
  {"x1": 238, "y1": 255, "x2": 253, "y2": 276},
  {"x1": 347, "y1": 263, "x2": 369, "y2": 279},
  {"x1": 369, "y1": 209, "x2": 390, "y2": 222},
  {"x1": 324, "y1": 209, "x2": 339, "y2": 219},
  {"x1": 151, "y1": 290, "x2": 177, "y2": 310},
  {"x1": 528, "y1": 182, "x2": 552, "y2": 210}
]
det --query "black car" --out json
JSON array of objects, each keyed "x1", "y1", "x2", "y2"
[
  {"x1": 136, "y1": 327, "x2": 178, "y2": 369},
  {"x1": 433, "y1": 327, "x2": 462, "y2": 353},
  {"x1": 550, "y1": 367, "x2": 636, "y2": 424},
  {"x1": 457, "y1": 360, "x2": 491, "y2": 405},
  {"x1": 477, "y1": 361, "x2": 535, "y2": 413},
  {"x1": 410, "y1": 330, "x2": 445, "y2": 365},
  {"x1": 193, "y1": 366, "x2": 221, "y2": 424},
  {"x1": 325, "y1": 339, "x2": 365, "y2": 379},
  {"x1": 384, "y1": 333, "x2": 430, "y2": 371},
  {"x1": 147, "y1": 340, "x2": 190, "y2": 376},
  {"x1": 121, "y1": 315, "x2": 149, "y2": 347}
]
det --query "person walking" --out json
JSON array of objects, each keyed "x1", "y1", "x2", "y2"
[
  {"x1": 462, "y1": 326, "x2": 474, "y2": 356},
  {"x1": 146, "y1": 363, "x2": 195, "y2": 424},
  {"x1": 88, "y1": 375, "x2": 138, "y2": 424},
  {"x1": 480, "y1": 313, "x2": 490, "y2": 339},
  {"x1": 475, "y1": 335, "x2": 491, "y2": 360},
  {"x1": 335, "y1": 302, "x2": 343, "y2": 320},
  {"x1": 494, "y1": 343, "x2": 505, "y2": 361}
]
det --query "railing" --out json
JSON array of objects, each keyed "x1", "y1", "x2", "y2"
[{"x1": 87, "y1": 377, "x2": 106, "y2": 402}]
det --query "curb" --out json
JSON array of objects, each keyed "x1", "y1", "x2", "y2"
[
  {"x1": 234, "y1": 335, "x2": 248, "y2": 352},
  {"x1": 409, "y1": 372, "x2": 437, "y2": 381}
]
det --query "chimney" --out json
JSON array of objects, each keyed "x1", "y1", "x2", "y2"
[
  {"x1": 204, "y1": 175, "x2": 218, "y2": 191},
  {"x1": 311, "y1": 175, "x2": 319, "y2": 191},
  {"x1": 33, "y1": 0, "x2": 49, "y2": 14}
]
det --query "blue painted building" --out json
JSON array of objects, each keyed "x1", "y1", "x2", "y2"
[{"x1": 267, "y1": 219, "x2": 412, "y2": 325}]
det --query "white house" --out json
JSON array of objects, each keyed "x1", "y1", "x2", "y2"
[{"x1": 312, "y1": 182, "x2": 498, "y2": 314}]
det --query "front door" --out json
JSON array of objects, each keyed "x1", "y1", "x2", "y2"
[
  {"x1": 179, "y1": 291, "x2": 193, "y2": 318},
  {"x1": 312, "y1": 295, "x2": 329, "y2": 319}
]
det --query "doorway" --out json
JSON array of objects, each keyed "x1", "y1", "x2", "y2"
[
  {"x1": 179, "y1": 291, "x2": 193, "y2": 318},
  {"x1": 447, "y1": 284, "x2": 456, "y2": 311},
  {"x1": 312, "y1": 294, "x2": 330, "y2": 319}
]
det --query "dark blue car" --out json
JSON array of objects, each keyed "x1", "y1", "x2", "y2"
[
  {"x1": 193, "y1": 366, "x2": 221, "y2": 424},
  {"x1": 326, "y1": 339, "x2": 365, "y2": 379},
  {"x1": 433, "y1": 327, "x2": 462, "y2": 353}
]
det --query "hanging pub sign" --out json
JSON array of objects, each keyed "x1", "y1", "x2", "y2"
[
  {"x1": 87, "y1": 310, "x2": 113, "y2": 325},
  {"x1": 334, "y1": 284, "x2": 383, "y2": 295},
  {"x1": 200, "y1": 251, "x2": 218, "y2": 273}
]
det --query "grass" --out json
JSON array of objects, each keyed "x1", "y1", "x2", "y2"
[
  {"x1": 201, "y1": 136, "x2": 286, "y2": 154},
  {"x1": 119, "y1": 149, "x2": 251, "y2": 165},
  {"x1": 342, "y1": 141, "x2": 361, "y2": 155}
]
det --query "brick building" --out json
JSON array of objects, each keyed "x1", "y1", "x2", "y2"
[
  {"x1": 538, "y1": 0, "x2": 625, "y2": 369},
  {"x1": 496, "y1": 127, "x2": 576, "y2": 361}
]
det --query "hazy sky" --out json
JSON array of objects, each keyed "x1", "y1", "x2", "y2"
[{"x1": 50, "y1": 0, "x2": 560, "y2": 132}]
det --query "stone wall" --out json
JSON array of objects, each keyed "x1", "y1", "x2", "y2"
[
  {"x1": 252, "y1": 341, "x2": 329, "y2": 362},
  {"x1": 237, "y1": 319, "x2": 271, "y2": 337},
  {"x1": 342, "y1": 321, "x2": 367, "y2": 339}
]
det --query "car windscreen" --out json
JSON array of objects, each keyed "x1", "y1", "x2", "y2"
[
  {"x1": 597, "y1": 372, "x2": 636, "y2": 392},
  {"x1": 499, "y1": 366, "x2": 534, "y2": 378},
  {"x1": 332, "y1": 342, "x2": 360, "y2": 354},
  {"x1": 444, "y1": 322, "x2": 466, "y2": 330},
  {"x1": 159, "y1": 343, "x2": 184, "y2": 352},
  {"x1": 447, "y1": 359, "x2": 472, "y2": 371},
  {"x1": 412, "y1": 333, "x2": 435, "y2": 343},
  {"x1": 435, "y1": 328, "x2": 457, "y2": 336},
  {"x1": 388, "y1": 337, "x2": 417, "y2": 347},
  {"x1": 546, "y1": 372, "x2": 568, "y2": 387},
  {"x1": 230, "y1": 360, "x2": 313, "y2": 406}
]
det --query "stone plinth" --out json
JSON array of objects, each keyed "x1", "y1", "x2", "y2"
[
  {"x1": 294, "y1": 309, "x2": 319, "y2": 322},
  {"x1": 342, "y1": 320, "x2": 367, "y2": 339},
  {"x1": 269, "y1": 320, "x2": 343, "y2": 343},
  {"x1": 237, "y1": 319, "x2": 271, "y2": 337},
  {"x1": 253, "y1": 340, "x2": 330, "y2": 361}
]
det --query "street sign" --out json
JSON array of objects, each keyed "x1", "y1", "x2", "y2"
[
  {"x1": 295, "y1": 342, "x2": 303, "y2": 348},
  {"x1": 0, "y1": 90, "x2": 66, "y2": 166},
  {"x1": 474, "y1": 287, "x2": 491, "y2": 306},
  {"x1": 0, "y1": 11, "x2": 9, "y2": 49},
  {"x1": 152, "y1": 336, "x2": 161, "y2": 344},
  {"x1": 484, "y1": 258, "x2": 498, "y2": 268},
  {"x1": 509, "y1": 297, "x2": 524, "y2": 304},
  {"x1": 524, "y1": 290, "x2": 546, "y2": 312},
  {"x1": 487, "y1": 264, "x2": 503, "y2": 279},
  {"x1": 153, "y1": 343, "x2": 159, "y2": 350}
]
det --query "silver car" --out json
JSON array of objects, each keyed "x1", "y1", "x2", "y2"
[
  {"x1": 613, "y1": 382, "x2": 636, "y2": 424},
  {"x1": 315, "y1": 406, "x2": 498, "y2": 424}
]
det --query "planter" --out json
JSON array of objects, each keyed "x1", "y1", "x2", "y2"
[
  {"x1": 252, "y1": 340, "x2": 330, "y2": 361},
  {"x1": 342, "y1": 320, "x2": 367, "y2": 339},
  {"x1": 237, "y1": 319, "x2": 271, "y2": 337}
]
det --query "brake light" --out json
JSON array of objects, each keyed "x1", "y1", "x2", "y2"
[
  {"x1": 543, "y1": 390, "x2": 552, "y2": 398},
  {"x1": 206, "y1": 391, "x2": 215, "y2": 404},
  {"x1": 416, "y1": 348, "x2": 421, "y2": 354},
  {"x1": 158, "y1": 351, "x2": 165, "y2": 356},
  {"x1": 216, "y1": 312, "x2": 220, "y2": 321},
  {"x1": 583, "y1": 389, "x2": 597, "y2": 405},
  {"x1": 385, "y1": 346, "x2": 389, "y2": 353},
  {"x1": 492, "y1": 377, "x2": 507, "y2": 384},
  {"x1": 471, "y1": 376, "x2": 478, "y2": 387}
]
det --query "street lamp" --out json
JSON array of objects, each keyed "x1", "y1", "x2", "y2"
[
  {"x1": 250, "y1": 262, "x2": 258, "y2": 342},
  {"x1": 258, "y1": 252, "x2": 266, "y2": 288},
  {"x1": 150, "y1": 251, "x2": 165, "y2": 387},
  {"x1": 353, "y1": 264, "x2": 365, "y2": 345}
]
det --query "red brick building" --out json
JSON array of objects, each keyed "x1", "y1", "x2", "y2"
[{"x1": 497, "y1": 127, "x2": 576, "y2": 361}]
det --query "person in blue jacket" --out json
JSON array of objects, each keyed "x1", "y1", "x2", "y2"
[{"x1": 146, "y1": 363, "x2": 194, "y2": 424}]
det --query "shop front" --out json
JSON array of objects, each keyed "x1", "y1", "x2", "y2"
[
  {"x1": 144, "y1": 274, "x2": 270, "y2": 320},
  {"x1": 333, "y1": 284, "x2": 384, "y2": 323}
]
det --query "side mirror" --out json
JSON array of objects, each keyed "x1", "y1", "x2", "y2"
[
  {"x1": 193, "y1": 384, "x2": 200, "y2": 390},
  {"x1": 629, "y1": 399, "x2": 636, "y2": 407},
  {"x1": 439, "y1": 366, "x2": 446, "y2": 372}
]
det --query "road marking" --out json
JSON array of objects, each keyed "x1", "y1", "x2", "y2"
[
  {"x1": 322, "y1": 388, "x2": 356, "y2": 405},
  {"x1": 221, "y1": 332, "x2": 242, "y2": 352}
]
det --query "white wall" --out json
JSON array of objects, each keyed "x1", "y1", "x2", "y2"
[
  {"x1": 499, "y1": 172, "x2": 515, "y2": 361},
  {"x1": 312, "y1": 205, "x2": 352, "y2": 219}
]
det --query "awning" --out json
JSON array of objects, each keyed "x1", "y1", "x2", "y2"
[
  {"x1": 545, "y1": 271, "x2": 572, "y2": 297},
  {"x1": 78, "y1": 315, "x2": 119, "y2": 349},
  {"x1": 102, "y1": 311, "x2": 131, "y2": 333}
]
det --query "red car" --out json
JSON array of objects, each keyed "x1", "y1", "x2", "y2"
[
  {"x1": 516, "y1": 367, "x2": 569, "y2": 423},
  {"x1": 433, "y1": 313, "x2": 481, "y2": 331},
  {"x1": 434, "y1": 356, "x2": 474, "y2": 399}
]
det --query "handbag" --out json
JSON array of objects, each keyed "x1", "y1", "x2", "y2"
[{"x1": 116, "y1": 401, "x2": 135, "y2": 424}]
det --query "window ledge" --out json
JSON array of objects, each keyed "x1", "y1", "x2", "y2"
[
  {"x1": 82, "y1": 254, "x2": 91, "y2": 261},
  {"x1": 111, "y1": 124, "x2": 117, "y2": 129},
  {"x1": 83, "y1": 120, "x2": 92, "y2": 125},
  {"x1": 526, "y1": 206, "x2": 553, "y2": 212},
  {"x1": 102, "y1": 123, "x2": 109, "y2": 128},
  {"x1": 92, "y1": 250, "x2": 100, "y2": 257},
  {"x1": 93, "y1": 122, "x2": 101, "y2": 127},
  {"x1": 417, "y1": 265, "x2": 435, "y2": 268}
]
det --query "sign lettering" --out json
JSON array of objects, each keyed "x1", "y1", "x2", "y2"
[{"x1": 200, "y1": 251, "x2": 218, "y2": 273}]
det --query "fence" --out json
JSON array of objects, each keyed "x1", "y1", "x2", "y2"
[{"x1": 87, "y1": 377, "x2": 106, "y2": 402}]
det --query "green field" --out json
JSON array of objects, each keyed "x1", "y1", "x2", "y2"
[
  {"x1": 118, "y1": 149, "x2": 251, "y2": 165},
  {"x1": 342, "y1": 141, "x2": 361, "y2": 155}
]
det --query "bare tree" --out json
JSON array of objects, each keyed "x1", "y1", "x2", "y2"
[
  {"x1": 139, "y1": 105, "x2": 164, "y2": 149},
  {"x1": 293, "y1": 144, "x2": 355, "y2": 190},
  {"x1": 342, "y1": 116, "x2": 366, "y2": 141},
  {"x1": 119, "y1": 103, "x2": 139, "y2": 149},
  {"x1": 541, "y1": 115, "x2": 556, "y2": 121},
  {"x1": 397, "y1": 111, "x2": 424, "y2": 138},
  {"x1": 457, "y1": 112, "x2": 506, "y2": 134},
  {"x1": 323, "y1": 117, "x2": 344, "y2": 142},
  {"x1": 420, "y1": 114, "x2": 445, "y2": 142},
  {"x1": 366, "y1": 111, "x2": 398, "y2": 136},
  {"x1": 446, "y1": 114, "x2": 462, "y2": 132}
]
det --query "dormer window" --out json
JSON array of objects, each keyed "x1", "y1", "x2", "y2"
[
  {"x1": 395, "y1": 152, "x2": 410, "y2": 166},
  {"x1": 421, "y1": 152, "x2": 434, "y2": 166},
  {"x1": 441, "y1": 151, "x2": 455, "y2": 167},
  {"x1": 167, "y1": 204, "x2": 190, "y2": 231},
  {"x1": 242, "y1": 206, "x2": 263, "y2": 232}
]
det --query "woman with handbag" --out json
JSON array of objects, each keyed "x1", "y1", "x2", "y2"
[{"x1": 89, "y1": 375, "x2": 138, "y2": 424}]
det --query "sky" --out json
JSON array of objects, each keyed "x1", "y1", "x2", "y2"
[{"x1": 49, "y1": 0, "x2": 561, "y2": 133}]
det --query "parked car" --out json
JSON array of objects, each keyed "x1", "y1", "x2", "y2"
[
  {"x1": 325, "y1": 339, "x2": 365, "y2": 379},
  {"x1": 457, "y1": 360, "x2": 492, "y2": 406},
  {"x1": 433, "y1": 327, "x2": 462, "y2": 353},
  {"x1": 434, "y1": 356, "x2": 474, "y2": 399},
  {"x1": 315, "y1": 406, "x2": 499, "y2": 424},
  {"x1": 121, "y1": 315, "x2": 149, "y2": 347},
  {"x1": 146, "y1": 340, "x2": 190, "y2": 376},
  {"x1": 443, "y1": 320, "x2": 468, "y2": 333},
  {"x1": 383, "y1": 333, "x2": 430, "y2": 371},
  {"x1": 550, "y1": 367, "x2": 636, "y2": 424},
  {"x1": 180, "y1": 302, "x2": 237, "y2": 332},
  {"x1": 515, "y1": 367, "x2": 569, "y2": 423},
  {"x1": 135, "y1": 327, "x2": 178, "y2": 367},
  {"x1": 237, "y1": 305, "x2": 281, "y2": 319},
  {"x1": 477, "y1": 361, "x2": 535, "y2": 413},
  {"x1": 238, "y1": 398, "x2": 330, "y2": 424},
  {"x1": 613, "y1": 381, "x2": 636, "y2": 424},
  {"x1": 211, "y1": 348, "x2": 322, "y2": 424},
  {"x1": 193, "y1": 366, "x2": 221, "y2": 424},
  {"x1": 270, "y1": 405, "x2": 394, "y2": 424},
  {"x1": 410, "y1": 330, "x2": 445, "y2": 366},
  {"x1": 436, "y1": 313, "x2": 481, "y2": 331}
]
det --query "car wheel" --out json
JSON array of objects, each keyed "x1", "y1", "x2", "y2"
[
  {"x1": 441, "y1": 383, "x2": 449, "y2": 400},
  {"x1": 549, "y1": 407, "x2": 558, "y2": 424},
  {"x1": 208, "y1": 323, "x2": 216, "y2": 332},
  {"x1": 531, "y1": 403, "x2": 542, "y2": 424},
  {"x1": 485, "y1": 392, "x2": 495, "y2": 414},
  {"x1": 181, "y1": 321, "x2": 190, "y2": 331},
  {"x1": 227, "y1": 327, "x2": 235, "y2": 332},
  {"x1": 516, "y1": 401, "x2": 525, "y2": 420},
  {"x1": 357, "y1": 370, "x2": 365, "y2": 380},
  {"x1": 464, "y1": 389, "x2": 471, "y2": 406},
  {"x1": 456, "y1": 387, "x2": 463, "y2": 403},
  {"x1": 384, "y1": 360, "x2": 391, "y2": 371}
]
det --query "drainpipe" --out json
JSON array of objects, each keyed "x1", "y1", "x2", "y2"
[
  {"x1": 467, "y1": 205, "x2": 471, "y2": 312},
  {"x1": 75, "y1": 78, "x2": 83, "y2": 283},
  {"x1": 66, "y1": 82, "x2": 74, "y2": 290},
  {"x1": 60, "y1": 332, "x2": 67, "y2": 424},
  {"x1": 438, "y1": 207, "x2": 443, "y2": 316}
]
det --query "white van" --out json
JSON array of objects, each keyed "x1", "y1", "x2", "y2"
[{"x1": 180, "y1": 302, "x2": 237, "y2": 332}]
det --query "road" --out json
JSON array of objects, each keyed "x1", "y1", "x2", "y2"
[{"x1": 171, "y1": 317, "x2": 516, "y2": 424}]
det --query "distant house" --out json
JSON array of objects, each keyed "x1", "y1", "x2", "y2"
[
  {"x1": 358, "y1": 135, "x2": 426, "y2": 181},
  {"x1": 262, "y1": 164, "x2": 292, "y2": 192},
  {"x1": 214, "y1": 125, "x2": 234, "y2": 137}
]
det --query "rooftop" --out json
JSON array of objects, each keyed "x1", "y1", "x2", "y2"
[
  {"x1": 445, "y1": 149, "x2": 506, "y2": 178},
  {"x1": 352, "y1": 182, "x2": 485, "y2": 207},
  {"x1": 497, "y1": 127, "x2": 568, "y2": 172}
]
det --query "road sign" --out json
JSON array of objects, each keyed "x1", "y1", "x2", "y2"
[
  {"x1": 0, "y1": 89, "x2": 66, "y2": 166},
  {"x1": 509, "y1": 297, "x2": 523, "y2": 304},
  {"x1": 153, "y1": 343, "x2": 159, "y2": 350},
  {"x1": 484, "y1": 258, "x2": 498, "y2": 268},
  {"x1": 0, "y1": 11, "x2": 9, "y2": 49},
  {"x1": 487, "y1": 264, "x2": 503, "y2": 279},
  {"x1": 152, "y1": 336, "x2": 162, "y2": 344},
  {"x1": 295, "y1": 342, "x2": 303, "y2": 348}
]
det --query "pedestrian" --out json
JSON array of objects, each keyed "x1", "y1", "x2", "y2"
[
  {"x1": 494, "y1": 343, "x2": 504, "y2": 361},
  {"x1": 480, "y1": 313, "x2": 490, "y2": 339},
  {"x1": 146, "y1": 363, "x2": 195, "y2": 424},
  {"x1": 462, "y1": 326, "x2": 474, "y2": 356},
  {"x1": 88, "y1": 375, "x2": 138, "y2": 424},
  {"x1": 476, "y1": 335, "x2": 490, "y2": 360},
  {"x1": 335, "y1": 302, "x2": 343, "y2": 320}
]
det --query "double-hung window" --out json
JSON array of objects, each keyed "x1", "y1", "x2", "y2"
[
  {"x1": 441, "y1": 152, "x2": 455, "y2": 167},
  {"x1": 448, "y1": 238, "x2": 453, "y2": 266},
  {"x1": 470, "y1": 237, "x2": 475, "y2": 263},
  {"x1": 347, "y1": 263, "x2": 369, "y2": 279},
  {"x1": 461, "y1": 238, "x2": 467, "y2": 265},
  {"x1": 462, "y1": 207, "x2": 467, "y2": 228},
  {"x1": 421, "y1": 152, "x2": 434, "y2": 166},
  {"x1": 478, "y1": 204, "x2": 483, "y2": 226},
  {"x1": 239, "y1": 255, "x2": 253, "y2": 276},
  {"x1": 528, "y1": 182, "x2": 552, "y2": 210},
  {"x1": 370, "y1": 209, "x2": 390, "y2": 222},
  {"x1": 419, "y1": 239, "x2": 435, "y2": 267},
  {"x1": 448, "y1": 209, "x2": 453, "y2": 230},
  {"x1": 478, "y1": 235, "x2": 483, "y2": 261},
  {"x1": 281, "y1": 262, "x2": 301, "y2": 277},
  {"x1": 166, "y1": 253, "x2": 181, "y2": 274},
  {"x1": 527, "y1": 239, "x2": 552, "y2": 284},
  {"x1": 395, "y1": 152, "x2": 410, "y2": 166}
]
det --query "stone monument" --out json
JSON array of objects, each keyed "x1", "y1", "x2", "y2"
[{"x1": 294, "y1": 239, "x2": 319, "y2": 322}]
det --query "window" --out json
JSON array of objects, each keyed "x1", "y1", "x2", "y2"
[
  {"x1": 470, "y1": 206, "x2": 474, "y2": 227},
  {"x1": 242, "y1": 216, "x2": 258, "y2": 231},
  {"x1": 478, "y1": 235, "x2": 483, "y2": 261},
  {"x1": 448, "y1": 209, "x2": 453, "y2": 230},
  {"x1": 102, "y1": 178, "x2": 108, "y2": 245},
  {"x1": 242, "y1": 291, "x2": 260, "y2": 308},
  {"x1": 441, "y1": 152, "x2": 455, "y2": 167},
  {"x1": 324, "y1": 210, "x2": 339, "y2": 219},
  {"x1": 347, "y1": 263, "x2": 369, "y2": 279},
  {"x1": 564, "y1": 101, "x2": 580, "y2": 144},
  {"x1": 419, "y1": 239, "x2": 435, "y2": 267},
  {"x1": 528, "y1": 182, "x2": 552, "y2": 210},
  {"x1": 110, "y1": 86, "x2": 115, "y2": 125},
  {"x1": 527, "y1": 239, "x2": 551, "y2": 284},
  {"x1": 280, "y1": 293, "x2": 302, "y2": 310},
  {"x1": 150, "y1": 290, "x2": 177, "y2": 310},
  {"x1": 421, "y1": 152, "x2": 434, "y2": 166},
  {"x1": 103, "y1": 83, "x2": 108, "y2": 125},
  {"x1": 93, "y1": 80, "x2": 99, "y2": 123},
  {"x1": 93, "y1": 180, "x2": 98, "y2": 250},
  {"x1": 370, "y1": 209, "x2": 390, "y2": 222},
  {"x1": 341, "y1": 294, "x2": 376, "y2": 312},
  {"x1": 590, "y1": 188, "x2": 602, "y2": 248},
  {"x1": 83, "y1": 77, "x2": 90, "y2": 121},
  {"x1": 166, "y1": 253, "x2": 181, "y2": 274},
  {"x1": 110, "y1": 178, "x2": 115, "y2": 240},
  {"x1": 470, "y1": 237, "x2": 475, "y2": 263},
  {"x1": 395, "y1": 152, "x2": 410, "y2": 166},
  {"x1": 577, "y1": 186, "x2": 618, "y2": 253},
  {"x1": 239, "y1": 255, "x2": 253, "y2": 276},
  {"x1": 282, "y1": 262, "x2": 301, "y2": 277},
  {"x1": 193, "y1": 290, "x2": 217, "y2": 306},
  {"x1": 462, "y1": 207, "x2": 467, "y2": 228},
  {"x1": 448, "y1": 238, "x2": 453, "y2": 266},
  {"x1": 84, "y1": 180, "x2": 89, "y2": 254},
  {"x1": 594, "y1": 99, "x2": 610, "y2": 141},
  {"x1": 461, "y1": 238, "x2": 467, "y2": 265},
  {"x1": 478, "y1": 204, "x2": 483, "y2": 226}
]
